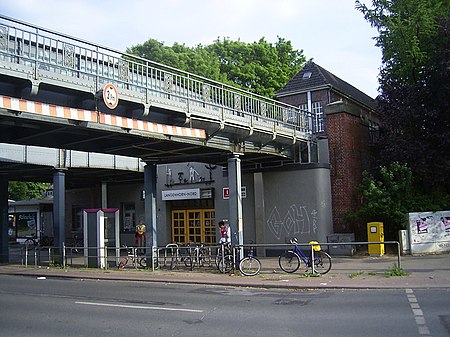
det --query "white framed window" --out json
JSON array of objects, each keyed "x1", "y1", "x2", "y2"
[
  {"x1": 312, "y1": 102, "x2": 324, "y2": 133},
  {"x1": 299, "y1": 102, "x2": 324, "y2": 133}
]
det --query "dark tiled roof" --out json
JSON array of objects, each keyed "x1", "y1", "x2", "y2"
[{"x1": 276, "y1": 61, "x2": 377, "y2": 111}]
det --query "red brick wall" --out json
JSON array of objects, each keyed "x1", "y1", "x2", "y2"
[{"x1": 327, "y1": 110, "x2": 371, "y2": 234}]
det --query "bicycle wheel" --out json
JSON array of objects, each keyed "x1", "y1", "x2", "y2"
[
  {"x1": 313, "y1": 251, "x2": 332, "y2": 274},
  {"x1": 183, "y1": 255, "x2": 194, "y2": 268},
  {"x1": 217, "y1": 254, "x2": 234, "y2": 273},
  {"x1": 24, "y1": 238, "x2": 35, "y2": 249},
  {"x1": 118, "y1": 257, "x2": 128, "y2": 270},
  {"x1": 199, "y1": 251, "x2": 212, "y2": 267},
  {"x1": 278, "y1": 251, "x2": 301, "y2": 273},
  {"x1": 239, "y1": 257, "x2": 261, "y2": 276},
  {"x1": 215, "y1": 248, "x2": 230, "y2": 267},
  {"x1": 138, "y1": 257, "x2": 147, "y2": 268}
]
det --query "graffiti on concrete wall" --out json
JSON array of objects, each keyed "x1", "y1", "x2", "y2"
[{"x1": 267, "y1": 205, "x2": 318, "y2": 240}]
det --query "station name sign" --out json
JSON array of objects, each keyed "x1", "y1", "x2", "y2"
[{"x1": 162, "y1": 188, "x2": 200, "y2": 201}]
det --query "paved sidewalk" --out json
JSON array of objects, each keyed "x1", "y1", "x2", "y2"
[{"x1": 0, "y1": 253, "x2": 449, "y2": 290}]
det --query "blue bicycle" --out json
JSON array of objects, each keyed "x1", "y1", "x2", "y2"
[{"x1": 279, "y1": 238, "x2": 332, "y2": 274}]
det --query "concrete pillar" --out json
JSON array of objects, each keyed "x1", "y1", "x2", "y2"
[
  {"x1": 0, "y1": 174, "x2": 8, "y2": 263},
  {"x1": 253, "y1": 172, "x2": 265, "y2": 256},
  {"x1": 144, "y1": 163, "x2": 157, "y2": 259},
  {"x1": 227, "y1": 155, "x2": 243, "y2": 250},
  {"x1": 101, "y1": 182, "x2": 107, "y2": 208},
  {"x1": 53, "y1": 169, "x2": 65, "y2": 249}
]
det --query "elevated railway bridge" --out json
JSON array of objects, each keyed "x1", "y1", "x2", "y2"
[{"x1": 0, "y1": 15, "x2": 315, "y2": 261}]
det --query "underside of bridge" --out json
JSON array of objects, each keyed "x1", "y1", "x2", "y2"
[{"x1": 0, "y1": 15, "x2": 312, "y2": 188}]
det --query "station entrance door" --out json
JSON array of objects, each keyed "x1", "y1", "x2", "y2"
[{"x1": 171, "y1": 209, "x2": 216, "y2": 244}]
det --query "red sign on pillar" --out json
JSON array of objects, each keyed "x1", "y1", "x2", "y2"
[{"x1": 223, "y1": 187, "x2": 247, "y2": 199}]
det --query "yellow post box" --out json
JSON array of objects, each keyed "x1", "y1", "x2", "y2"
[{"x1": 367, "y1": 222, "x2": 385, "y2": 256}]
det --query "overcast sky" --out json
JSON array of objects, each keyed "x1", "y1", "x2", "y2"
[{"x1": 0, "y1": 0, "x2": 382, "y2": 98}]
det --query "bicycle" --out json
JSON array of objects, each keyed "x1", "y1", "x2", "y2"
[
  {"x1": 65, "y1": 234, "x2": 83, "y2": 254},
  {"x1": 279, "y1": 238, "x2": 332, "y2": 274},
  {"x1": 161, "y1": 243, "x2": 182, "y2": 269},
  {"x1": 118, "y1": 246, "x2": 146, "y2": 270},
  {"x1": 238, "y1": 242, "x2": 261, "y2": 276},
  {"x1": 216, "y1": 242, "x2": 234, "y2": 273},
  {"x1": 160, "y1": 243, "x2": 196, "y2": 270},
  {"x1": 24, "y1": 229, "x2": 54, "y2": 248},
  {"x1": 183, "y1": 242, "x2": 212, "y2": 269}
]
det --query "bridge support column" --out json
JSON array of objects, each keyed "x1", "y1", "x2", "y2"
[
  {"x1": 53, "y1": 169, "x2": 66, "y2": 256},
  {"x1": 0, "y1": 174, "x2": 8, "y2": 263},
  {"x1": 227, "y1": 155, "x2": 243, "y2": 252},
  {"x1": 101, "y1": 182, "x2": 108, "y2": 208},
  {"x1": 144, "y1": 163, "x2": 157, "y2": 264},
  {"x1": 253, "y1": 172, "x2": 265, "y2": 256}
]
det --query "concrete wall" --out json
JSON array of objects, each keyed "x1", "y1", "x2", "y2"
[
  {"x1": 256, "y1": 165, "x2": 333, "y2": 255},
  {"x1": 154, "y1": 161, "x2": 333, "y2": 256}
]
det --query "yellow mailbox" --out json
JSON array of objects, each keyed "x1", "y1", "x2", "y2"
[{"x1": 367, "y1": 222, "x2": 385, "y2": 256}]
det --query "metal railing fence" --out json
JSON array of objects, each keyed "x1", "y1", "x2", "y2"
[
  {"x1": 8, "y1": 240, "x2": 404, "y2": 275},
  {"x1": 0, "y1": 15, "x2": 311, "y2": 135}
]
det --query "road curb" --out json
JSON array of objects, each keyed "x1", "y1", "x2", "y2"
[{"x1": 1, "y1": 265, "x2": 449, "y2": 290}]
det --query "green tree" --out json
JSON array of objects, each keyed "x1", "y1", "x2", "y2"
[
  {"x1": 127, "y1": 36, "x2": 305, "y2": 98},
  {"x1": 356, "y1": 0, "x2": 447, "y2": 83},
  {"x1": 8, "y1": 181, "x2": 50, "y2": 201},
  {"x1": 356, "y1": 0, "x2": 450, "y2": 194},
  {"x1": 127, "y1": 39, "x2": 227, "y2": 82},
  {"x1": 347, "y1": 163, "x2": 448, "y2": 240},
  {"x1": 205, "y1": 37, "x2": 305, "y2": 97}
]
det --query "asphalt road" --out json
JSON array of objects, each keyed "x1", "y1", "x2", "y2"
[{"x1": 0, "y1": 274, "x2": 449, "y2": 337}]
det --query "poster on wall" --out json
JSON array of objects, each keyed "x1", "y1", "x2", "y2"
[{"x1": 408, "y1": 211, "x2": 450, "y2": 254}]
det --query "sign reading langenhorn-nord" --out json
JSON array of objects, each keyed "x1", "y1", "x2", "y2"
[{"x1": 162, "y1": 188, "x2": 200, "y2": 201}]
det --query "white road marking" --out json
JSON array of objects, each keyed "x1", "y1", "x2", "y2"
[
  {"x1": 75, "y1": 301, "x2": 203, "y2": 313},
  {"x1": 406, "y1": 289, "x2": 432, "y2": 336}
]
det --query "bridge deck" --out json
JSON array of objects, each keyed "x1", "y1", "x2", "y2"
[{"x1": 0, "y1": 15, "x2": 311, "y2": 149}]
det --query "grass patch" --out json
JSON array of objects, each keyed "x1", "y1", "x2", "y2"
[
  {"x1": 385, "y1": 265, "x2": 409, "y2": 277},
  {"x1": 349, "y1": 271, "x2": 364, "y2": 279}
]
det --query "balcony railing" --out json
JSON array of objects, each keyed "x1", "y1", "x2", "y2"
[{"x1": 0, "y1": 15, "x2": 311, "y2": 136}]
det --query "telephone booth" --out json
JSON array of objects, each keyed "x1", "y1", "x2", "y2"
[{"x1": 83, "y1": 208, "x2": 120, "y2": 268}]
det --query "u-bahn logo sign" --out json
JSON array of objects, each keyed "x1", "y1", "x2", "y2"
[{"x1": 103, "y1": 83, "x2": 119, "y2": 109}]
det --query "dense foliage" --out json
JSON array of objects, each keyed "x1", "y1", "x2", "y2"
[
  {"x1": 8, "y1": 181, "x2": 50, "y2": 201},
  {"x1": 350, "y1": 0, "x2": 450, "y2": 238},
  {"x1": 346, "y1": 163, "x2": 450, "y2": 239},
  {"x1": 127, "y1": 37, "x2": 306, "y2": 98},
  {"x1": 356, "y1": 0, "x2": 449, "y2": 194}
]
